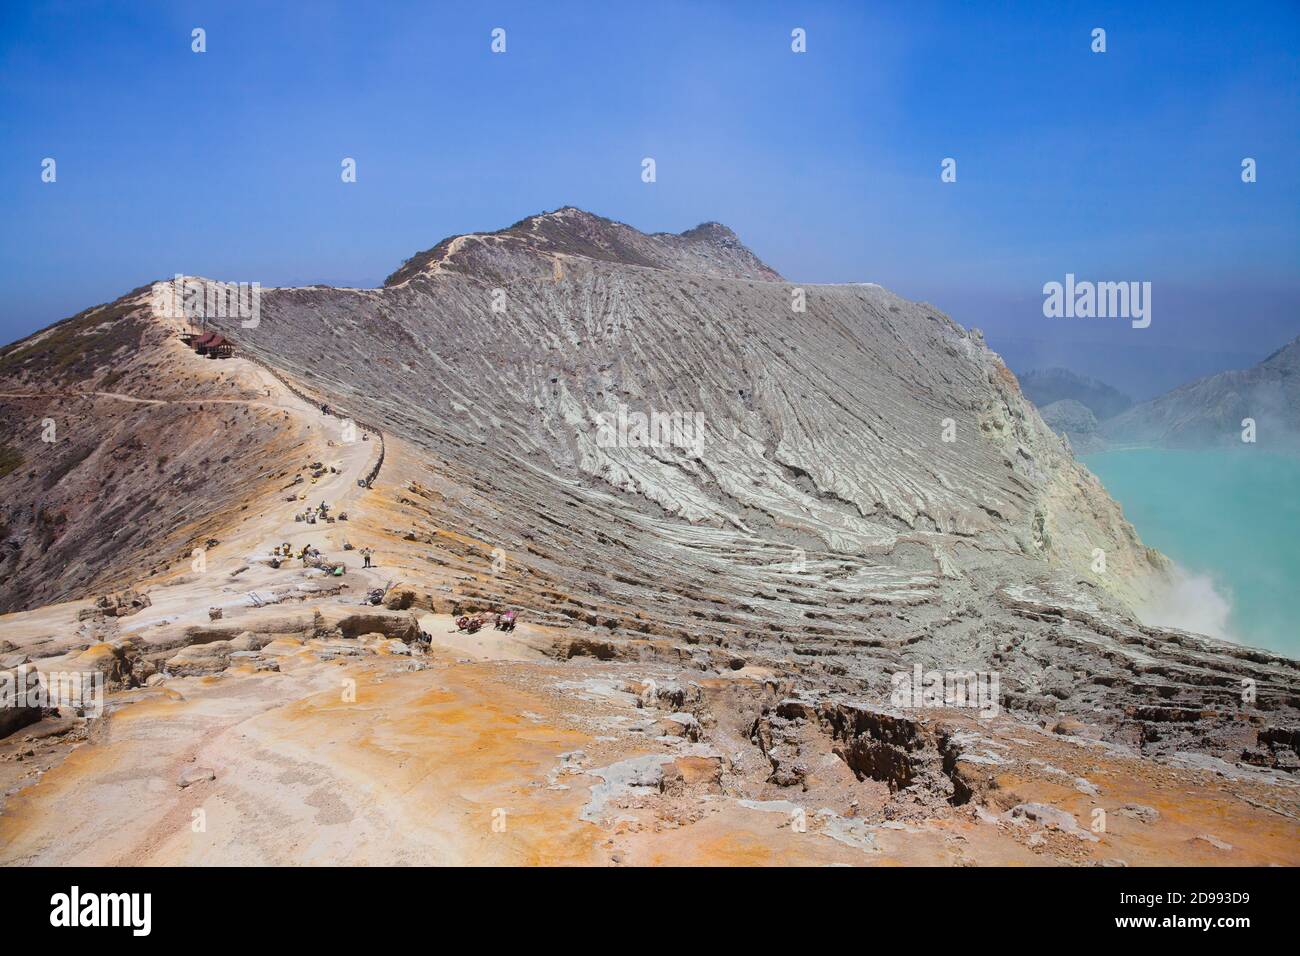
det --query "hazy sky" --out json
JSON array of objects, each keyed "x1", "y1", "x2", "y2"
[{"x1": 2, "y1": 1, "x2": 1297, "y2": 398}]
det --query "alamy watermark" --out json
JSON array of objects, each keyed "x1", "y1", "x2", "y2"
[
  {"x1": 595, "y1": 404, "x2": 705, "y2": 457},
  {"x1": 1042, "y1": 274, "x2": 1150, "y2": 329},
  {"x1": 891, "y1": 663, "x2": 1000, "y2": 718},
  {"x1": 2, "y1": 668, "x2": 104, "y2": 718},
  {"x1": 152, "y1": 274, "x2": 261, "y2": 328},
  {"x1": 50, "y1": 886, "x2": 150, "y2": 936}
]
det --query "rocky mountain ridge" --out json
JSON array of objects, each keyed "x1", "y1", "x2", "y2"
[
  {"x1": 2, "y1": 210, "x2": 1297, "y2": 868},
  {"x1": 3, "y1": 209, "x2": 1297, "y2": 795},
  {"x1": 1018, "y1": 367, "x2": 1134, "y2": 422},
  {"x1": 1102, "y1": 336, "x2": 1300, "y2": 449},
  {"x1": 385, "y1": 206, "x2": 784, "y2": 287}
]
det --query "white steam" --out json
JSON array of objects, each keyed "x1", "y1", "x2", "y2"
[{"x1": 1137, "y1": 564, "x2": 1236, "y2": 642}]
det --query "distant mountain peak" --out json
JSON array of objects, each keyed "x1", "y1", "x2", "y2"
[
  {"x1": 1102, "y1": 331, "x2": 1300, "y2": 448},
  {"x1": 1018, "y1": 367, "x2": 1134, "y2": 421},
  {"x1": 677, "y1": 221, "x2": 737, "y2": 241},
  {"x1": 1260, "y1": 333, "x2": 1300, "y2": 369},
  {"x1": 384, "y1": 207, "x2": 783, "y2": 286}
]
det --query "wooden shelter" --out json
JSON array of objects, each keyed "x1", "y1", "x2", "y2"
[
  {"x1": 191, "y1": 331, "x2": 233, "y2": 358},
  {"x1": 205, "y1": 334, "x2": 234, "y2": 359}
]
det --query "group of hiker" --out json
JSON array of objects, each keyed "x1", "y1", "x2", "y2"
[
  {"x1": 266, "y1": 533, "x2": 524, "y2": 640},
  {"x1": 295, "y1": 500, "x2": 347, "y2": 525}
]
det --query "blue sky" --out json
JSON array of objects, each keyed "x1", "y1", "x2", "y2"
[{"x1": 2, "y1": 0, "x2": 1297, "y2": 397}]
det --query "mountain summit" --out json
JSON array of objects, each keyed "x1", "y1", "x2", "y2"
[
  {"x1": 1102, "y1": 335, "x2": 1300, "y2": 448},
  {"x1": 384, "y1": 207, "x2": 784, "y2": 286}
]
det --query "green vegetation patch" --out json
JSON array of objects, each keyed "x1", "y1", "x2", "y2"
[
  {"x1": 0, "y1": 444, "x2": 23, "y2": 479},
  {"x1": 0, "y1": 287, "x2": 151, "y2": 382}
]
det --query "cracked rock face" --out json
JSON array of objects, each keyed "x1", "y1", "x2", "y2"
[{"x1": 190, "y1": 208, "x2": 1298, "y2": 766}]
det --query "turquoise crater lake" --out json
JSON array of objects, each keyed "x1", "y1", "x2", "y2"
[{"x1": 1083, "y1": 449, "x2": 1300, "y2": 658}]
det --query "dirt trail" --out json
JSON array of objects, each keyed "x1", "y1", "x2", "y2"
[
  {"x1": 0, "y1": 388, "x2": 278, "y2": 408},
  {"x1": 0, "y1": 644, "x2": 603, "y2": 865},
  {"x1": 0, "y1": 355, "x2": 387, "y2": 653}
]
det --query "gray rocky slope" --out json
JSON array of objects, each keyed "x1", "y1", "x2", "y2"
[
  {"x1": 179, "y1": 207, "x2": 1297, "y2": 767},
  {"x1": 1102, "y1": 336, "x2": 1300, "y2": 448}
]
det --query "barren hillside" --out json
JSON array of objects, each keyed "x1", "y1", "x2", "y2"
[{"x1": 0, "y1": 289, "x2": 309, "y2": 612}]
